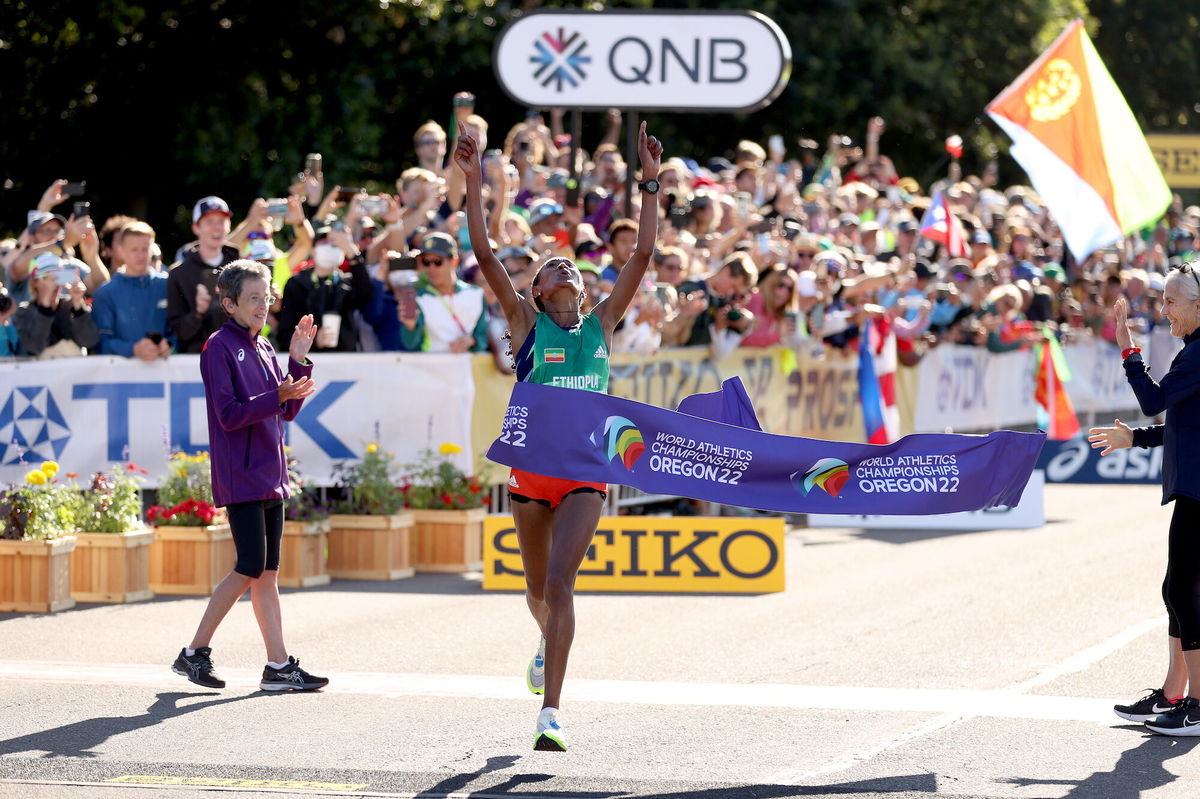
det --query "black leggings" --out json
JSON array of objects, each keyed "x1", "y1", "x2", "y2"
[
  {"x1": 1164, "y1": 496, "x2": 1200, "y2": 650},
  {"x1": 228, "y1": 500, "x2": 284, "y2": 579}
]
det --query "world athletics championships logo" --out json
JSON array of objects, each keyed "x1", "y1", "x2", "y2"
[
  {"x1": 0, "y1": 386, "x2": 71, "y2": 465},
  {"x1": 792, "y1": 458, "x2": 850, "y2": 498},
  {"x1": 530, "y1": 28, "x2": 591, "y2": 91},
  {"x1": 590, "y1": 416, "x2": 646, "y2": 471}
]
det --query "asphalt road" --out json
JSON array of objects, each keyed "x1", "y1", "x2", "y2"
[{"x1": 1, "y1": 483, "x2": 1195, "y2": 799}]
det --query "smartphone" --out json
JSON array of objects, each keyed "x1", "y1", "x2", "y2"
[
  {"x1": 73, "y1": 201, "x2": 91, "y2": 219},
  {"x1": 757, "y1": 233, "x2": 770, "y2": 255},
  {"x1": 391, "y1": 270, "x2": 420, "y2": 319},
  {"x1": 735, "y1": 192, "x2": 752, "y2": 219},
  {"x1": 330, "y1": 220, "x2": 345, "y2": 232},
  {"x1": 265, "y1": 198, "x2": 289, "y2": 217},
  {"x1": 359, "y1": 196, "x2": 388, "y2": 216},
  {"x1": 768, "y1": 134, "x2": 785, "y2": 157},
  {"x1": 305, "y1": 153, "x2": 322, "y2": 175},
  {"x1": 334, "y1": 188, "x2": 363, "y2": 203},
  {"x1": 453, "y1": 93, "x2": 476, "y2": 108},
  {"x1": 55, "y1": 265, "x2": 79, "y2": 287},
  {"x1": 63, "y1": 181, "x2": 86, "y2": 197},
  {"x1": 517, "y1": 141, "x2": 530, "y2": 154},
  {"x1": 146, "y1": 332, "x2": 164, "y2": 345}
]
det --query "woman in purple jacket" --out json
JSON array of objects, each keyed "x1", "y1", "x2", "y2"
[{"x1": 171, "y1": 260, "x2": 328, "y2": 692}]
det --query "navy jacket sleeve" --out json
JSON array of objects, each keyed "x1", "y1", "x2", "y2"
[
  {"x1": 1123, "y1": 349, "x2": 1200, "y2": 417},
  {"x1": 1132, "y1": 424, "x2": 1164, "y2": 448}
]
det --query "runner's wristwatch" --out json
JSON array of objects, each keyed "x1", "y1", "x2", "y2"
[{"x1": 637, "y1": 179, "x2": 660, "y2": 195}]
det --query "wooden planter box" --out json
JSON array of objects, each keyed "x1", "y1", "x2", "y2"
[
  {"x1": 71, "y1": 529, "x2": 155, "y2": 603},
  {"x1": 410, "y1": 508, "x2": 486, "y2": 573},
  {"x1": 0, "y1": 537, "x2": 76, "y2": 613},
  {"x1": 327, "y1": 513, "x2": 414, "y2": 580},
  {"x1": 280, "y1": 519, "x2": 331, "y2": 588},
  {"x1": 149, "y1": 524, "x2": 234, "y2": 595}
]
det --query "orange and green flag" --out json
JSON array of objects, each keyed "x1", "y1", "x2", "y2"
[{"x1": 986, "y1": 19, "x2": 1170, "y2": 259}]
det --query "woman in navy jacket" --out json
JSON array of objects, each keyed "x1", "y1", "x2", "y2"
[
  {"x1": 171, "y1": 260, "x2": 328, "y2": 693},
  {"x1": 1090, "y1": 264, "x2": 1200, "y2": 735}
]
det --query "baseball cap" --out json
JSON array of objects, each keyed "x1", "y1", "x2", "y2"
[
  {"x1": 796, "y1": 270, "x2": 819, "y2": 297},
  {"x1": 971, "y1": 229, "x2": 993, "y2": 245},
  {"x1": 1012, "y1": 263, "x2": 1043, "y2": 281},
  {"x1": 27, "y1": 211, "x2": 67, "y2": 234},
  {"x1": 1041, "y1": 262, "x2": 1066, "y2": 283},
  {"x1": 895, "y1": 217, "x2": 919, "y2": 234},
  {"x1": 418, "y1": 231, "x2": 457, "y2": 258},
  {"x1": 192, "y1": 196, "x2": 231, "y2": 223},
  {"x1": 913, "y1": 259, "x2": 936, "y2": 280},
  {"x1": 29, "y1": 251, "x2": 63, "y2": 279},
  {"x1": 546, "y1": 169, "x2": 571, "y2": 190},
  {"x1": 838, "y1": 213, "x2": 860, "y2": 228},
  {"x1": 497, "y1": 244, "x2": 536, "y2": 262},
  {"x1": 246, "y1": 239, "x2": 276, "y2": 262},
  {"x1": 528, "y1": 199, "x2": 564, "y2": 225}
]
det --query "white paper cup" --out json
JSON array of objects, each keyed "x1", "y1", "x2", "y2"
[{"x1": 320, "y1": 312, "x2": 342, "y2": 347}]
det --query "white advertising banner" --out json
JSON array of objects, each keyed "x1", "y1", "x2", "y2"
[
  {"x1": 808, "y1": 471, "x2": 1045, "y2": 531},
  {"x1": 914, "y1": 340, "x2": 1141, "y2": 433},
  {"x1": 0, "y1": 353, "x2": 474, "y2": 487},
  {"x1": 494, "y1": 10, "x2": 791, "y2": 112}
]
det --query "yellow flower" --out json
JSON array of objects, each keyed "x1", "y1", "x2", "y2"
[
  {"x1": 177, "y1": 468, "x2": 188, "y2": 477},
  {"x1": 40, "y1": 460, "x2": 59, "y2": 476},
  {"x1": 25, "y1": 470, "x2": 47, "y2": 486},
  {"x1": 366, "y1": 443, "x2": 379, "y2": 454},
  {"x1": 439, "y1": 442, "x2": 463, "y2": 455}
]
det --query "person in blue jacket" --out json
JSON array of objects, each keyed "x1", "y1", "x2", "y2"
[
  {"x1": 1090, "y1": 263, "x2": 1200, "y2": 735},
  {"x1": 92, "y1": 221, "x2": 173, "y2": 358},
  {"x1": 171, "y1": 259, "x2": 328, "y2": 693}
]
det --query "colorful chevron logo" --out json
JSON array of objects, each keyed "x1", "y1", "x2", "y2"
[
  {"x1": 792, "y1": 458, "x2": 850, "y2": 498},
  {"x1": 530, "y1": 28, "x2": 591, "y2": 92},
  {"x1": 595, "y1": 416, "x2": 645, "y2": 471}
]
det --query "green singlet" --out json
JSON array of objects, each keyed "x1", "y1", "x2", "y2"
[{"x1": 516, "y1": 312, "x2": 609, "y2": 392}]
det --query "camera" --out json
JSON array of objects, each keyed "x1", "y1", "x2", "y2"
[
  {"x1": 73, "y1": 201, "x2": 90, "y2": 219},
  {"x1": 305, "y1": 153, "x2": 322, "y2": 174},
  {"x1": 265, "y1": 198, "x2": 289, "y2": 217},
  {"x1": 63, "y1": 181, "x2": 86, "y2": 197}
]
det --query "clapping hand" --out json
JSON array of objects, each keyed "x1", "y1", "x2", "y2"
[
  {"x1": 1088, "y1": 419, "x2": 1133, "y2": 456},
  {"x1": 289, "y1": 313, "x2": 317, "y2": 363},
  {"x1": 1113, "y1": 296, "x2": 1134, "y2": 350}
]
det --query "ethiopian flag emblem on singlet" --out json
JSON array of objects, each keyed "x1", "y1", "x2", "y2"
[{"x1": 544, "y1": 348, "x2": 566, "y2": 363}]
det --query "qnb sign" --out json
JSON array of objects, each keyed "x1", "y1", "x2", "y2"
[{"x1": 494, "y1": 10, "x2": 792, "y2": 112}]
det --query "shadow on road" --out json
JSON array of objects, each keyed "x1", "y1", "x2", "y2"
[
  {"x1": 408, "y1": 772, "x2": 937, "y2": 797},
  {"x1": 1003, "y1": 733, "x2": 1200, "y2": 798},
  {"x1": 0, "y1": 690, "x2": 265, "y2": 758}
]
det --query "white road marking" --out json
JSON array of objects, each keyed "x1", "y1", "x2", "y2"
[{"x1": 766, "y1": 613, "x2": 1169, "y2": 783}]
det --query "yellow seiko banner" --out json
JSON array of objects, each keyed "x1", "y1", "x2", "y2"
[
  {"x1": 1147, "y1": 134, "x2": 1200, "y2": 189},
  {"x1": 482, "y1": 515, "x2": 785, "y2": 593}
]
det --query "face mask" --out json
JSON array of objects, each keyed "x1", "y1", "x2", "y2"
[{"x1": 314, "y1": 244, "x2": 343, "y2": 270}]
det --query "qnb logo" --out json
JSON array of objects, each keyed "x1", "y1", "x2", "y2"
[
  {"x1": 792, "y1": 457, "x2": 849, "y2": 498},
  {"x1": 0, "y1": 386, "x2": 71, "y2": 465},
  {"x1": 591, "y1": 415, "x2": 645, "y2": 470},
  {"x1": 530, "y1": 28, "x2": 591, "y2": 91}
]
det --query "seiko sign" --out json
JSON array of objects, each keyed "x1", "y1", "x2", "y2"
[{"x1": 493, "y1": 10, "x2": 792, "y2": 112}]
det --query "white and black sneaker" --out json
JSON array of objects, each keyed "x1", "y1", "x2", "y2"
[
  {"x1": 1114, "y1": 688, "x2": 1178, "y2": 722},
  {"x1": 1145, "y1": 696, "x2": 1200, "y2": 736},
  {"x1": 260, "y1": 656, "x2": 329, "y2": 692},
  {"x1": 172, "y1": 647, "x2": 226, "y2": 689},
  {"x1": 534, "y1": 707, "x2": 567, "y2": 752}
]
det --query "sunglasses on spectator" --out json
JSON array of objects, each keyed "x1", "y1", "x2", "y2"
[
  {"x1": 417, "y1": 138, "x2": 441, "y2": 147},
  {"x1": 659, "y1": 261, "x2": 682, "y2": 271},
  {"x1": 795, "y1": 251, "x2": 816, "y2": 258},
  {"x1": 419, "y1": 256, "x2": 445, "y2": 267}
]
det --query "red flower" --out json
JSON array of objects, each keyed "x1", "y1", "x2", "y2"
[
  {"x1": 453, "y1": 494, "x2": 465, "y2": 506},
  {"x1": 440, "y1": 493, "x2": 453, "y2": 506},
  {"x1": 65, "y1": 472, "x2": 78, "y2": 479},
  {"x1": 140, "y1": 468, "x2": 149, "y2": 474},
  {"x1": 403, "y1": 501, "x2": 411, "y2": 508},
  {"x1": 127, "y1": 462, "x2": 138, "y2": 472},
  {"x1": 468, "y1": 483, "x2": 481, "y2": 494},
  {"x1": 400, "y1": 484, "x2": 411, "y2": 493}
]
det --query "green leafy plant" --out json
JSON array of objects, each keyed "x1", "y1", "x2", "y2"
[
  {"x1": 77, "y1": 463, "x2": 147, "y2": 533},
  {"x1": 0, "y1": 461, "x2": 80, "y2": 540},
  {"x1": 286, "y1": 450, "x2": 328, "y2": 522},
  {"x1": 332, "y1": 442, "x2": 405, "y2": 516},
  {"x1": 400, "y1": 443, "x2": 487, "y2": 511},
  {"x1": 147, "y1": 451, "x2": 219, "y2": 527}
]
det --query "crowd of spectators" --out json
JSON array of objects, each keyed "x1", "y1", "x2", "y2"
[{"x1": 3, "y1": 98, "x2": 1197, "y2": 371}]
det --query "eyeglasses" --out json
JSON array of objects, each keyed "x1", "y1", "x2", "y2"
[
  {"x1": 659, "y1": 261, "x2": 682, "y2": 271},
  {"x1": 795, "y1": 251, "x2": 816, "y2": 258},
  {"x1": 419, "y1": 256, "x2": 445, "y2": 268},
  {"x1": 243, "y1": 294, "x2": 277, "y2": 306},
  {"x1": 417, "y1": 138, "x2": 441, "y2": 147}
]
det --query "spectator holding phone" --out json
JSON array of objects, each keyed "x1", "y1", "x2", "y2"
[
  {"x1": 13, "y1": 252, "x2": 99, "y2": 358},
  {"x1": 399, "y1": 232, "x2": 488, "y2": 353},
  {"x1": 275, "y1": 226, "x2": 373, "y2": 353},
  {"x1": 167, "y1": 197, "x2": 240, "y2": 353},
  {"x1": 92, "y1": 221, "x2": 172, "y2": 359}
]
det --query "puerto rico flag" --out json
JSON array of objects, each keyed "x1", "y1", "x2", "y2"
[
  {"x1": 858, "y1": 318, "x2": 899, "y2": 445},
  {"x1": 918, "y1": 190, "x2": 969, "y2": 257}
]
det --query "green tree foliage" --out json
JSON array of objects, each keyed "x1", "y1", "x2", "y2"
[{"x1": 0, "y1": 0, "x2": 1180, "y2": 246}]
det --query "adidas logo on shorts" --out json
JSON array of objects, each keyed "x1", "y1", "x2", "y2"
[
  {"x1": 509, "y1": 474, "x2": 520, "y2": 488},
  {"x1": 594, "y1": 345, "x2": 607, "y2": 359}
]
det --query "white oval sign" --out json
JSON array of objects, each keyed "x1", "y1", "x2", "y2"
[{"x1": 493, "y1": 10, "x2": 792, "y2": 112}]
